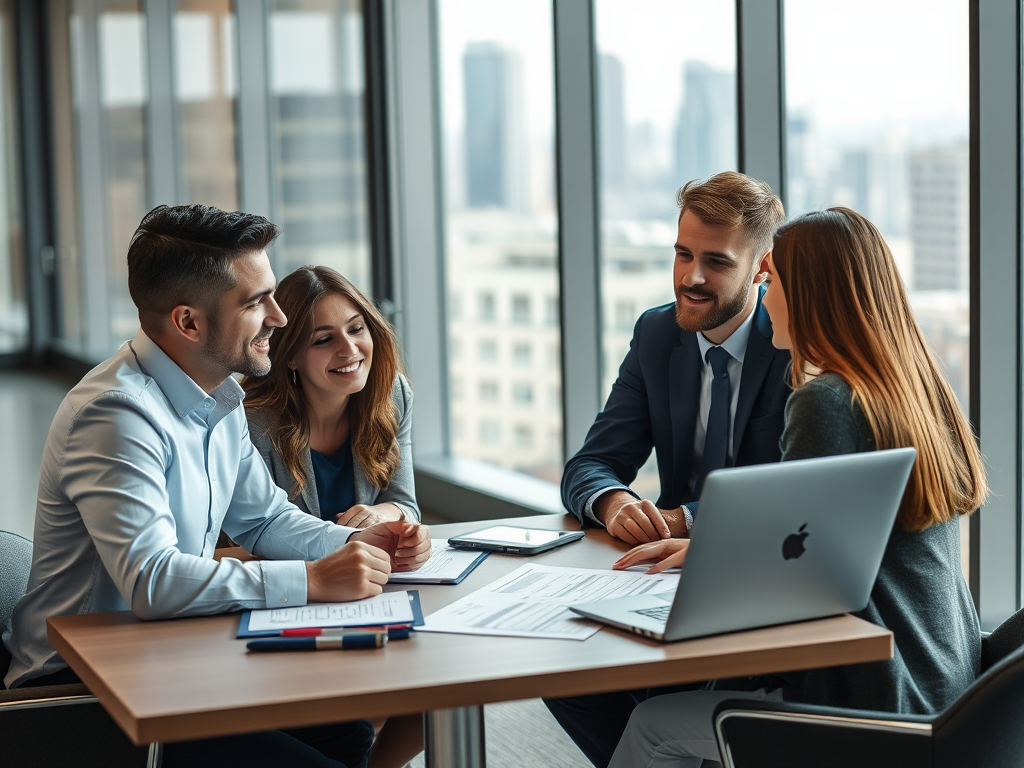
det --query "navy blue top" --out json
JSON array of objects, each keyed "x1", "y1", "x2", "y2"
[{"x1": 310, "y1": 438, "x2": 356, "y2": 522}]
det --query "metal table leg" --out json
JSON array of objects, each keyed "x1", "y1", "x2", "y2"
[{"x1": 424, "y1": 706, "x2": 486, "y2": 768}]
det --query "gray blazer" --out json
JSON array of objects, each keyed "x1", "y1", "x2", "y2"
[{"x1": 246, "y1": 373, "x2": 420, "y2": 522}]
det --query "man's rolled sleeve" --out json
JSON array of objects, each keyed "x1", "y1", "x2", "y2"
[{"x1": 260, "y1": 559, "x2": 308, "y2": 607}]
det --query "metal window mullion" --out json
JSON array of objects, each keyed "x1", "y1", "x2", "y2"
[
  {"x1": 970, "y1": 0, "x2": 1022, "y2": 628},
  {"x1": 74, "y1": 0, "x2": 112, "y2": 360},
  {"x1": 384, "y1": 0, "x2": 447, "y2": 457},
  {"x1": 736, "y1": 0, "x2": 785, "y2": 197},
  {"x1": 13, "y1": 0, "x2": 55, "y2": 359},
  {"x1": 234, "y1": 0, "x2": 273, "y2": 225},
  {"x1": 553, "y1": 0, "x2": 602, "y2": 460},
  {"x1": 144, "y1": 0, "x2": 179, "y2": 206}
]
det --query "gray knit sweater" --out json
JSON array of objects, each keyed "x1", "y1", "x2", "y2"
[{"x1": 770, "y1": 372, "x2": 980, "y2": 714}]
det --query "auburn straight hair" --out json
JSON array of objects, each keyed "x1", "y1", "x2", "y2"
[
  {"x1": 772, "y1": 207, "x2": 987, "y2": 531},
  {"x1": 242, "y1": 266, "x2": 403, "y2": 496}
]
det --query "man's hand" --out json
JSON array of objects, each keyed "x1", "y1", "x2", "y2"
[
  {"x1": 612, "y1": 538, "x2": 690, "y2": 574},
  {"x1": 336, "y1": 503, "x2": 404, "y2": 528},
  {"x1": 350, "y1": 520, "x2": 432, "y2": 572},
  {"x1": 305, "y1": 540, "x2": 392, "y2": 602},
  {"x1": 594, "y1": 491, "x2": 672, "y2": 544}
]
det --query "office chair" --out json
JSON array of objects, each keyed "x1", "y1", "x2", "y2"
[
  {"x1": 713, "y1": 605, "x2": 1024, "y2": 768},
  {"x1": 0, "y1": 529, "x2": 160, "y2": 768}
]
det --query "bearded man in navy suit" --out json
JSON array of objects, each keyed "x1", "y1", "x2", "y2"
[{"x1": 548, "y1": 171, "x2": 790, "y2": 768}]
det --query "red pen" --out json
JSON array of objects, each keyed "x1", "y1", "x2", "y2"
[{"x1": 281, "y1": 624, "x2": 413, "y2": 637}]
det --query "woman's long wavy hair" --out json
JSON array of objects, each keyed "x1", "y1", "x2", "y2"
[
  {"x1": 772, "y1": 207, "x2": 987, "y2": 531},
  {"x1": 242, "y1": 266, "x2": 404, "y2": 497}
]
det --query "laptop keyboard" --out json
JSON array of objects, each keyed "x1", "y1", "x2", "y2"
[{"x1": 632, "y1": 604, "x2": 671, "y2": 622}]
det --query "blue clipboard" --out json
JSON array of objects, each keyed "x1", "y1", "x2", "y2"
[{"x1": 237, "y1": 590, "x2": 424, "y2": 638}]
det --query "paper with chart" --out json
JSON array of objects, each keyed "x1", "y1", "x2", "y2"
[
  {"x1": 419, "y1": 564, "x2": 680, "y2": 641},
  {"x1": 387, "y1": 540, "x2": 487, "y2": 584},
  {"x1": 246, "y1": 591, "x2": 415, "y2": 632}
]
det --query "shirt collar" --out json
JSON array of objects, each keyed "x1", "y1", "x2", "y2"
[
  {"x1": 696, "y1": 301, "x2": 756, "y2": 365},
  {"x1": 128, "y1": 329, "x2": 245, "y2": 418}
]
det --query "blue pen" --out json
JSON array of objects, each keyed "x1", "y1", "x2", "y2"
[{"x1": 247, "y1": 634, "x2": 387, "y2": 652}]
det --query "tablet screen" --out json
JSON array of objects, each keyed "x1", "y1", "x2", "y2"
[{"x1": 456, "y1": 526, "x2": 565, "y2": 546}]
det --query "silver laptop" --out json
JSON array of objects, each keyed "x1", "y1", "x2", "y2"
[{"x1": 570, "y1": 448, "x2": 916, "y2": 642}]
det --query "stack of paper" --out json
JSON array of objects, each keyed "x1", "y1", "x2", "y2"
[
  {"x1": 238, "y1": 590, "x2": 422, "y2": 637},
  {"x1": 419, "y1": 564, "x2": 680, "y2": 641},
  {"x1": 387, "y1": 540, "x2": 488, "y2": 585}
]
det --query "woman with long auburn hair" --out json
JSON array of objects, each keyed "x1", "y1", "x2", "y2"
[
  {"x1": 607, "y1": 207, "x2": 987, "y2": 767},
  {"x1": 241, "y1": 265, "x2": 419, "y2": 528},
  {"x1": 233, "y1": 266, "x2": 427, "y2": 768}
]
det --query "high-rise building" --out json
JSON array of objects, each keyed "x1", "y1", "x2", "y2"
[
  {"x1": 462, "y1": 42, "x2": 527, "y2": 211},
  {"x1": 598, "y1": 53, "x2": 627, "y2": 192},
  {"x1": 674, "y1": 61, "x2": 736, "y2": 185},
  {"x1": 910, "y1": 143, "x2": 969, "y2": 291}
]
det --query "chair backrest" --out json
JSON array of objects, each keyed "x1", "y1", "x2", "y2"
[
  {"x1": 934, "y1": 644, "x2": 1024, "y2": 768},
  {"x1": 980, "y1": 605, "x2": 1024, "y2": 672},
  {"x1": 0, "y1": 530, "x2": 32, "y2": 685}
]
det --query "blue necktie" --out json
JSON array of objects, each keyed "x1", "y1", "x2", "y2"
[{"x1": 695, "y1": 346, "x2": 732, "y2": 498}]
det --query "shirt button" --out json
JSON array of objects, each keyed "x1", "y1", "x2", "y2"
[
  {"x1": 281, "y1": 597, "x2": 288, "y2": 603},
  {"x1": 204, "y1": 400, "x2": 213, "y2": 408}
]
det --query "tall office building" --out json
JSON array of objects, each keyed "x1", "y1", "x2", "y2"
[
  {"x1": 837, "y1": 135, "x2": 908, "y2": 239},
  {"x1": 674, "y1": 61, "x2": 736, "y2": 185},
  {"x1": 910, "y1": 143, "x2": 969, "y2": 291},
  {"x1": 462, "y1": 42, "x2": 527, "y2": 212},
  {"x1": 598, "y1": 53, "x2": 627, "y2": 192}
]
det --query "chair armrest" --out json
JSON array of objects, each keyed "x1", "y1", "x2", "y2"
[
  {"x1": 0, "y1": 683, "x2": 93, "y2": 706},
  {"x1": 713, "y1": 698, "x2": 933, "y2": 768}
]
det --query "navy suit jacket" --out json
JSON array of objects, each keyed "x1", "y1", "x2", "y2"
[{"x1": 562, "y1": 290, "x2": 792, "y2": 524}]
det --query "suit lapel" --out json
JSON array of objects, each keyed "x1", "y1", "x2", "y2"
[
  {"x1": 669, "y1": 330, "x2": 703, "y2": 503},
  {"x1": 732, "y1": 294, "x2": 777, "y2": 459}
]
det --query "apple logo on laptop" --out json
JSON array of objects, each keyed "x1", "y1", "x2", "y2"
[{"x1": 782, "y1": 524, "x2": 809, "y2": 560}]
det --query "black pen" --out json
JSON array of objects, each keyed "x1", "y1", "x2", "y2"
[{"x1": 247, "y1": 633, "x2": 387, "y2": 651}]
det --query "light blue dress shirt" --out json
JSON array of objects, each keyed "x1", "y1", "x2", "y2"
[{"x1": 3, "y1": 330, "x2": 358, "y2": 688}]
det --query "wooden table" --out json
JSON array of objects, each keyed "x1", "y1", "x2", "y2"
[{"x1": 48, "y1": 515, "x2": 892, "y2": 765}]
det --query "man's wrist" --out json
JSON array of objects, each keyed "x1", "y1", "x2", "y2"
[{"x1": 661, "y1": 507, "x2": 690, "y2": 538}]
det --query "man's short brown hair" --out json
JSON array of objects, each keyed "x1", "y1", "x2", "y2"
[{"x1": 676, "y1": 171, "x2": 785, "y2": 256}]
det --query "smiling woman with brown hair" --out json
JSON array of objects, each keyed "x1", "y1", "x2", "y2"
[
  {"x1": 608, "y1": 207, "x2": 987, "y2": 768},
  {"x1": 241, "y1": 265, "x2": 419, "y2": 529},
  {"x1": 237, "y1": 265, "x2": 427, "y2": 768}
]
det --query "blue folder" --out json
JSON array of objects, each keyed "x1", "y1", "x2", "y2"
[{"x1": 238, "y1": 589, "x2": 424, "y2": 638}]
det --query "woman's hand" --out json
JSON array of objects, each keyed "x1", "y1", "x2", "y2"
[
  {"x1": 336, "y1": 503, "x2": 404, "y2": 528},
  {"x1": 350, "y1": 521, "x2": 432, "y2": 572},
  {"x1": 612, "y1": 538, "x2": 690, "y2": 574}
]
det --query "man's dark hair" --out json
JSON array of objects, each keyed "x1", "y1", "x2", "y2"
[{"x1": 127, "y1": 204, "x2": 281, "y2": 326}]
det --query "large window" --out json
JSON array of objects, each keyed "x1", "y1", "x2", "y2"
[
  {"x1": 0, "y1": 0, "x2": 26, "y2": 353},
  {"x1": 438, "y1": 0, "x2": 563, "y2": 483},
  {"x1": 267, "y1": 0, "x2": 370, "y2": 290},
  {"x1": 175, "y1": 0, "x2": 239, "y2": 211},
  {"x1": 98, "y1": 0, "x2": 150, "y2": 344},
  {"x1": 594, "y1": 0, "x2": 737, "y2": 498},
  {"x1": 46, "y1": 0, "x2": 371, "y2": 360},
  {"x1": 785, "y1": 0, "x2": 970, "y2": 575}
]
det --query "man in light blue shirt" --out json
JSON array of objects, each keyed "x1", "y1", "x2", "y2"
[{"x1": 3, "y1": 205, "x2": 429, "y2": 767}]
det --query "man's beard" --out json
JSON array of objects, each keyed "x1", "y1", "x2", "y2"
[
  {"x1": 674, "y1": 281, "x2": 752, "y2": 333},
  {"x1": 204, "y1": 322, "x2": 274, "y2": 379}
]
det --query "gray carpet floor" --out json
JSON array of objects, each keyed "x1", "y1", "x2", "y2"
[{"x1": 408, "y1": 698, "x2": 591, "y2": 768}]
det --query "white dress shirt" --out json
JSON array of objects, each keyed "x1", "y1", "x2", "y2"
[
  {"x1": 585, "y1": 304, "x2": 756, "y2": 525},
  {"x1": 4, "y1": 330, "x2": 358, "y2": 687}
]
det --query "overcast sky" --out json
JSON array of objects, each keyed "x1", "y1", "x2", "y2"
[{"x1": 439, "y1": 0, "x2": 968, "y2": 140}]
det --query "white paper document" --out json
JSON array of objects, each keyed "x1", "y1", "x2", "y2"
[
  {"x1": 246, "y1": 591, "x2": 415, "y2": 632},
  {"x1": 419, "y1": 564, "x2": 680, "y2": 641},
  {"x1": 387, "y1": 540, "x2": 486, "y2": 584}
]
